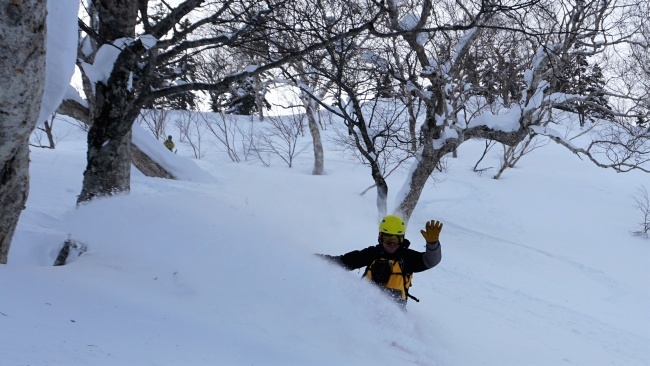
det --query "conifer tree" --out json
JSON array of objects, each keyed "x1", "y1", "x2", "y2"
[{"x1": 555, "y1": 53, "x2": 612, "y2": 126}]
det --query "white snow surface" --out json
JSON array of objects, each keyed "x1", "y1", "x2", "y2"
[
  {"x1": 467, "y1": 109, "x2": 521, "y2": 132},
  {"x1": 4, "y1": 1, "x2": 650, "y2": 363},
  {"x1": 4, "y1": 112, "x2": 650, "y2": 365}
]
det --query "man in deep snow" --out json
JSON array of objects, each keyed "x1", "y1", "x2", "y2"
[
  {"x1": 163, "y1": 135, "x2": 175, "y2": 151},
  {"x1": 320, "y1": 215, "x2": 442, "y2": 306}
]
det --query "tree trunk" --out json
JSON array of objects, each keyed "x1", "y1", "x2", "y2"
[
  {"x1": 0, "y1": 144, "x2": 31, "y2": 264},
  {"x1": 395, "y1": 103, "x2": 449, "y2": 221},
  {"x1": 77, "y1": 0, "x2": 139, "y2": 205},
  {"x1": 77, "y1": 111, "x2": 135, "y2": 204},
  {"x1": 406, "y1": 94, "x2": 418, "y2": 152},
  {"x1": 302, "y1": 96, "x2": 325, "y2": 175},
  {"x1": 255, "y1": 75, "x2": 265, "y2": 121},
  {"x1": 43, "y1": 119, "x2": 56, "y2": 148},
  {"x1": 77, "y1": 70, "x2": 140, "y2": 205},
  {"x1": 0, "y1": 0, "x2": 48, "y2": 263},
  {"x1": 375, "y1": 177, "x2": 389, "y2": 219},
  {"x1": 395, "y1": 149, "x2": 440, "y2": 222},
  {"x1": 370, "y1": 164, "x2": 389, "y2": 219}
]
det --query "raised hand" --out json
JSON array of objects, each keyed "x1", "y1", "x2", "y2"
[{"x1": 420, "y1": 220, "x2": 443, "y2": 243}]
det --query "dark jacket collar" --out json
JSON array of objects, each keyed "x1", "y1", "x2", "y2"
[{"x1": 375, "y1": 238, "x2": 411, "y2": 258}]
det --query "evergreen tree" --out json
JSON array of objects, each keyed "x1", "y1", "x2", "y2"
[
  {"x1": 162, "y1": 53, "x2": 199, "y2": 111},
  {"x1": 375, "y1": 72, "x2": 395, "y2": 99},
  {"x1": 555, "y1": 53, "x2": 613, "y2": 126},
  {"x1": 223, "y1": 76, "x2": 270, "y2": 115}
]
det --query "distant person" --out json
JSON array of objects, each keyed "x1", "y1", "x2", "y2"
[
  {"x1": 318, "y1": 215, "x2": 442, "y2": 307},
  {"x1": 163, "y1": 135, "x2": 174, "y2": 152}
]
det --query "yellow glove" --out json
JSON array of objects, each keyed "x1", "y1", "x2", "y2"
[{"x1": 420, "y1": 220, "x2": 443, "y2": 243}]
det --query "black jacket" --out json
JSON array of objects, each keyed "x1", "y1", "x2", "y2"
[{"x1": 328, "y1": 239, "x2": 442, "y2": 274}]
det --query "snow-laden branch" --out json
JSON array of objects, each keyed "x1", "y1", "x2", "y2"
[{"x1": 80, "y1": 38, "x2": 134, "y2": 92}]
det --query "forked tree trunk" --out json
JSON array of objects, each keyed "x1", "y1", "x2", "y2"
[
  {"x1": 395, "y1": 147, "x2": 442, "y2": 222},
  {"x1": 0, "y1": 0, "x2": 48, "y2": 263}
]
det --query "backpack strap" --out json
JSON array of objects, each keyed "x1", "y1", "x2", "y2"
[
  {"x1": 406, "y1": 292, "x2": 420, "y2": 302},
  {"x1": 361, "y1": 245, "x2": 382, "y2": 279},
  {"x1": 398, "y1": 258, "x2": 420, "y2": 302}
]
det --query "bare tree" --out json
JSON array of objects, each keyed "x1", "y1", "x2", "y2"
[
  {"x1": 173, "y1": 110, "x2": 191, "y2": 143},
  {"x1": 277, "y1": 59, "x2": 332, "y2": 175},
  {"x1": 0, "y1": 0, "x2": 47, "y2": 263},
  {"x1": 632, "y1": 185, "x2": 650, "y2": 239},
  {"x1": 384, "y1": 0, "x2": 538, "y2": 220},
  {"x1": 202, "y1": 112, "x2": 242, "y2": 163},
  {"x1": 291, "y1": 0, "x2": 648, "y2": 221},
  {"x1": 65, "y1": 0, "x2": 391, "y2": 206},
  {"x1": 275, "y1": 27, "x2": 338, "y2": 175},
  {"x1": 473, "y1": 140, "x2": 497, "y2": 174},
  {"x1": 178, "y1": 110, "x2": 206, "y2": 160},
  {"x1": 238, "y1": 121, "x2": 268, "y2": 166},
  {"x1": 493, "y1": 136, "x2": 549, "y2": 179},
  {"x1": 301, "y1": 85, "x2": 327, "y2": 175},
  {"x1": 138, "y1": 108, "x2": 169, "y2": 141},
  {"x1": 619, "y1": 0, "x2": 649, "y2": 127},
  {"x1": 30, "y1": 115, "x2": 57, "y2": 149},
  {"x1": 295, "y1": 31, "x2": 420, "y2": 216},
  {"x1": 261, "y1": 113, "x2": 310, "y2": 168}
]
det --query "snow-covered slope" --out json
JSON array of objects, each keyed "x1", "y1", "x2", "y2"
[{"x1": 2, "y1": 116, "x2": 649, "y2": 365}]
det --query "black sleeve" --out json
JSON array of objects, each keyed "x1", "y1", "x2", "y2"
[{"x1": 326, "y1": 246, "x2": 378, "y2": 271}]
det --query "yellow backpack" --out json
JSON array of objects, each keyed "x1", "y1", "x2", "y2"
[{"x1": 363, "y1": 258, "x2": 419, "y2": 304}]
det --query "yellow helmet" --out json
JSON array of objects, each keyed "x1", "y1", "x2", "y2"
[{"x1": 379, "y1": 215, "x2": 406, "y2": 235}]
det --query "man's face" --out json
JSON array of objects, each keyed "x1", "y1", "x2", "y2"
[{"x1": 381, "y1": 233, "x2": 402, "y2": 254}]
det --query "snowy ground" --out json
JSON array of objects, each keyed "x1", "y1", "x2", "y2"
[{"x1": 2, "y1": 115, "x2": 649, "y2": 365}]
